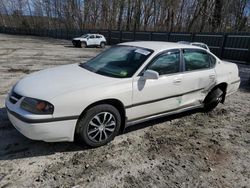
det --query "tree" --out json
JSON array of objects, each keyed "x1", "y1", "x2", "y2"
[{"x1": 0, "y1": 0, "x2": 249, "y2": 32}]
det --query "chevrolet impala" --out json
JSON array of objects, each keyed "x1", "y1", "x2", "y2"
[{"x1": 5, "y1": 41, "x2": 240, "y2": 147}]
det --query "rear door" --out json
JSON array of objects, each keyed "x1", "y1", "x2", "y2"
[
  {"x1": 95, "y1": 35, "x2": 102, "y2": 45},
  {"x1": 180, "y1": 49, "x2": 216, "y2": 106}
]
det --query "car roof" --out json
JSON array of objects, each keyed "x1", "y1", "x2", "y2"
[
  {"x1": 191, "y1": 42, "x2": 207, "y2": 45},
  {"x1": 118, "y1": 41, "x2": 203, "y2": 52},
  {"x1": 86, "y1": 33, "x2": 103, "y2": 36}
]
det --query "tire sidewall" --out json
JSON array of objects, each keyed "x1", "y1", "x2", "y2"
[
  {"x1": 100, "y1": 42, "x2": 105, "y2": 48},
  {"x1": 77, "y1": 104, "x2": 121, "y2": 147},
  {"x1": 81, "y1": 41, "x2": 87, "y2": 48},
  {"x1": 204, "y1": 88, "x2": 223, "y2": 112}
]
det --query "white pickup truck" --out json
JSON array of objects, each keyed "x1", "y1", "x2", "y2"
[{"x1": 72, "y1": 34, "x2": 107, "y2": 48}]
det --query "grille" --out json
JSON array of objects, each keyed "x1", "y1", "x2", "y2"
[{"x1": 9, "y1": 91, "x2": 22, "y2": 104}]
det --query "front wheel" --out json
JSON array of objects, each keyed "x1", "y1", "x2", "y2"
[
  {"x1": 76, "y1": 104, "x2": 121, "y2": 147},
  {"x1": 203, "y1": 88, "x2": 224, "y2": 112},
  {"x1": 80, "y1": 42, "x2": 87, "y2": 48}
]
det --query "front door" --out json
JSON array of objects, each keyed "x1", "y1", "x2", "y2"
[{"x1": 128, "y1": 50, "x2": 185, "y2": 121}]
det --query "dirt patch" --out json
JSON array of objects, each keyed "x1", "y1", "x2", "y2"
[{"x1": 0, "y1": 48, "x2": 20, "y2": 56}]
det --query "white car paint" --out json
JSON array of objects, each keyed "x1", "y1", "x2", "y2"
[
  {"x1": 5, "y1": 41, "x2": 240, "y2": 142},
  {"x1": 72, "y1": 34, "x2": 106, "y2": 47}
]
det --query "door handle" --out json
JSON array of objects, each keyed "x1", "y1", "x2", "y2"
[
  {"x1": 209, "y1": 74, "x2": 215, "y2": 79},
  {"x1": 173, "y1": 78, "x2": 182, "y2": 83}
]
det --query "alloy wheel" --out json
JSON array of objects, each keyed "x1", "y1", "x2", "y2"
[{"x1": 87, "y1": 112, "x2": 116, "y2": 142}]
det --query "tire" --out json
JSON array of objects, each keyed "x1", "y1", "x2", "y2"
[
  {"x1": 80, "y1": 42, "x2": 87, "y2": 48},
  {"x1": 100, "y1": 42, "x2": 105, "y2": 48},
  {"x1": 203, "y1": 88, "x2": 224, "y2": 112},
  {"x1": 72, "y1": 41, "x2": 77, "y2": 47},
  {"x1": 76, "y1": 104, "x2": 121, "y2": 147}
]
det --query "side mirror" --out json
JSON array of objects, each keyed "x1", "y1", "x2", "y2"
[{"x1": 143, "y1": 70, "x2": 159, "y2": 80}]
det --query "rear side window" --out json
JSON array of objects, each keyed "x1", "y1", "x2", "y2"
[
  {"x1": 96, "y1": 35, "x2": 101, "y2": 38},
  {"x1": 183, "y1": 50, "x2": 210, "y2": 71},
  {"x1": 148, "y1": 50, "x2": 180, "y2": 75}
]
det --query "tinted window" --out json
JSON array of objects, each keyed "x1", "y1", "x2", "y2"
[
  {"x1": 89, "y1": 35, "x2": 95, "y2": 39},
  {"x1": 183, "y1": 50, "x2": 210, "y2": 71},
  {"x1": 96, "y1": 35, "x2": 101, "y2": 38},
  {"x1": 148, "y1": 51, "x2": 180, "y2": 75}
]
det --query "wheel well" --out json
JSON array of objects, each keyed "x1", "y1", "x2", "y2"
[
  {"x1": 208, "y1": 82, "x2": 228, "y2": 103},
  {"x1": 213, "y1": 83, "x2": 227, "y2": 93},
  {"x1": 76, "y1": 99, "x2": 126, "y2": 135}
]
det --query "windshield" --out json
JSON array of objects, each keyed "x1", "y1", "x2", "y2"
[
  {"x1": 80, "y1": 46, "x2": 153, "y2": 78},
  {"x1": 81, "y1": 34, "x2": 89, "y2": 38}
]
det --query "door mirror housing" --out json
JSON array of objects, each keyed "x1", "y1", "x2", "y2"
[{"x1": 143, "y1": 70, "x2": 159, "y2": 80}]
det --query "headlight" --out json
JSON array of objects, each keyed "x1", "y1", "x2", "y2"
[{"x1": 20, "y1": 97, "x2": 54, "y2": 114}]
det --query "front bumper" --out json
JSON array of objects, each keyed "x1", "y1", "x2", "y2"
[
  {"x1": 72, "y1": 40, "x2": 80, "y2": 46},
  {"x1": 5, "y1": 97, "x2": 77, "y2": 142}
]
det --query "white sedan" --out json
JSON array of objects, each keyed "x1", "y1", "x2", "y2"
[{"x1": 5, "y1": 42, "x2": 240, "y2": 147}]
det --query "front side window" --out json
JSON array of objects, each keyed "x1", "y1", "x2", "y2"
[
  {"x1": 80, "y1": 46, "x2": 153, "y2": 78},
  {"x1": 183, "y1": 50, "x2": 210, "y2": 71},
  {"x1": 147, "y1": 51, "x2": 180, "y2": 75}
]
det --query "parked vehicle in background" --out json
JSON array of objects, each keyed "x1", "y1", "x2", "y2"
[
  {"x1": 6, "y1": 41, "x2": 240, "y2": 147},
  {"x1": 72, "y1": 34, "x2": 107, "y2": 48},
  {"x1": 191, "y1": 42, "x2": 210, "y2": 51},
  {"x1": 178, "y1": 41, "x2": 210, "y2": 51}
]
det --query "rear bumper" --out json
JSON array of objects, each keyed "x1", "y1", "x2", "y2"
[{"x1": 226, "y1": 78, "x2": 241, "y2": 96}]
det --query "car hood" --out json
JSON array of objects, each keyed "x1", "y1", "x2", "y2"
[
  {"x1": 14, "y1": 64, "x2": 119, "y2": 100},
  {"x1": 73, "y1": 37, "x2": 86, "y2": 41}
]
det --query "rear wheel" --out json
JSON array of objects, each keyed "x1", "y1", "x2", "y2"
[
  {"x1": 76, "y1": 104, "x2": 121, "y2": 147},
  {"x1": 100, "y1": 42, "x2": 105, "y2": 48},
  {"x1": 203, "y1": 88, "x2": 224, "y2": 112}
]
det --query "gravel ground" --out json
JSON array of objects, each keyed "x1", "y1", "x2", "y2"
[{"x1": 0, "y1": 34, "x2": 249, "y2": 188}]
